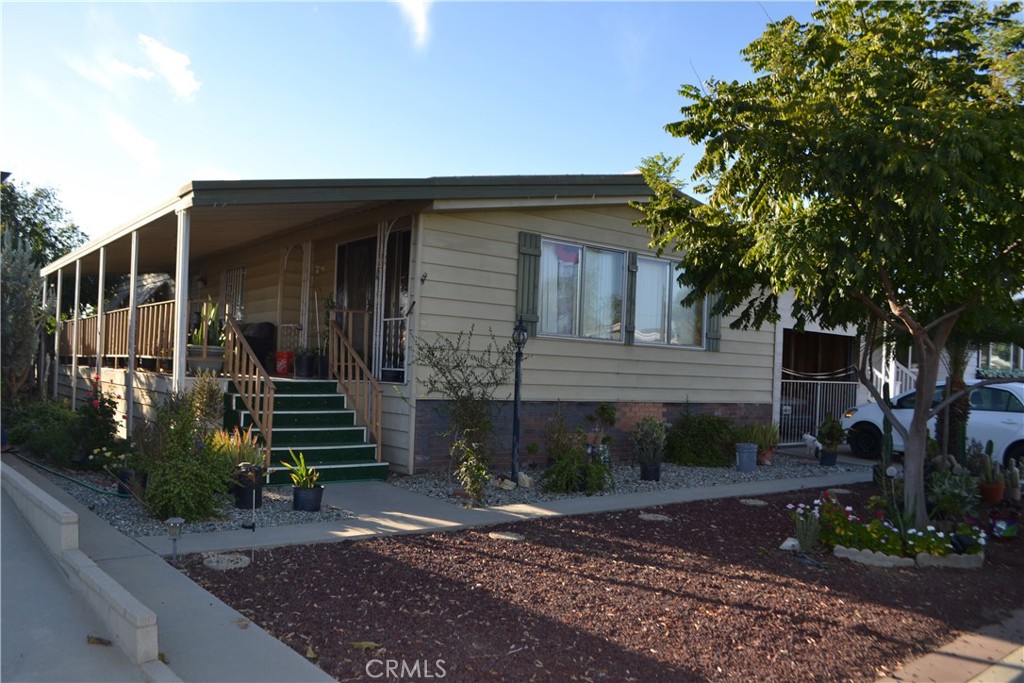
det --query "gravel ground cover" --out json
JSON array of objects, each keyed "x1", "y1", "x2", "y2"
[
  {"x1": 22, "y1": 458, "x2": 355, "y2": 537},
  {"x1": 182, "y1": 483, "x2": 1023, "y2": 683},
  {"x1": 390, "y1": 451, "x2": 871, "y2": 507}
]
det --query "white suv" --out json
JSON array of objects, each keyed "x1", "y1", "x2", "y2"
[{"x1": 841, "y1": 382, "x2": 1024, "y2": 466}]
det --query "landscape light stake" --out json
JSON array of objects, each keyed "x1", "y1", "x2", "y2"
[
  {"x1": 511, "y1": 316, "x2": 528, "y2": 482},
  {"x1": 165, "y1": 517, "x2": 184, "y2": 567}
]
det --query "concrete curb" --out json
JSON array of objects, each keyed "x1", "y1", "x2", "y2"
[{"x1": 1, "y1": 463, "x2": 181, "y2": 682}]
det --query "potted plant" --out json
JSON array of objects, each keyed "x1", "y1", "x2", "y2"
[
  {"x1": 586, "y1": 402, "x2": 617, "y2": 466},
  {"x1": 817, "y1": 415, "x2": 845, "y2": 466},
  {"x1": 979, "y1": 451, "x2": 1005, "y2": 503},
  {"x1": 187, "y1": 298, "x2": 225, "y2": 374},
  {"x1": 631, "y1": 416, "x2": 667, "y2": 482},
  {"x1": 281, "y1": 449, "x2": 323, "y2": 512},
  {"x1": 211, "y1": 426, "x2": 266, "y2": 509},
  {"x1": 750, "y1": 422, "x2": 780, "y2": 466}
]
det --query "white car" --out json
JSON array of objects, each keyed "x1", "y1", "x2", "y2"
[{"x1": 841, "y1": 382, "x2": 1024, "y2": 466}]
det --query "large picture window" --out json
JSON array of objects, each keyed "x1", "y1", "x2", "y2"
[
  {"x1": 635, "y1": 257, "x2": 704, "y2": 347},
  {"x1": 539, "y1": 240, "x2": 624, "y2": 341}
]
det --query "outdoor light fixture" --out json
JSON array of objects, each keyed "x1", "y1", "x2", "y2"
[
  {"x1": 165, "y1": 517, "x2": 185, "y2": 566},
  {"x1": 511, "y1": 316, "x2": 528, "y2": 482}
]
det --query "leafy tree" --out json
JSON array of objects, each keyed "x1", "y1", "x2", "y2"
[
  {"x1": 636, "y1": 1, "x2": 1024, "y2": 526},
  {"x1": 1, "y1": 178, "x2": 87, "y2": 267},
  {"x1": 1, "y1": 232, "x2": 48, "y2": 404}
]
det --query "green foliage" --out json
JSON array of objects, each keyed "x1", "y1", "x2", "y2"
[
  {"x1": 789, "y1": 502, "x2": 821, "y2": 553},
  {"x1": 1, "y1": 178, "x2": 87, "y2": 267},
  {"x1": 817, "y1": 415, "x2": 845, "y2": 453},
  {"x1": 585, "y1": 402, "x2": 617, "y2": 446},
  {"x1": 145, "y1": 439, "x2": 232, "y2": 522},
  {"x1": 136, "y1": 386, "x2": 231, "y2": 521},
  {"x1": 414, "y1": 326, "x2": 516, "y2": 456},
  {"x1": 190, "y1": 371, "x2": 224, "y2": 431},
  {"x1": 1, "y1": 232, "x2": 47, "y2": 404},
  {"x1": 735, "y1": 422, "x2": 779, "y2": 452},
  {"x1": 630, "y1": 416, "x2": 667, "y2": 464},
  {"x1": 450, "y1": 436, "x2": 489, "y2": 506},
  {"x1": 635, "y1": 1, "x2": 1024, "y2": 529},
  {"x1": 74, "y1": 375, "x2": 119, "y2": 462},
  {"x1": 7, "y1": 398, "x2": 78, "y2": 465},
  {"x1": 280, "y1": 449, "x2": 321, "y2": 488},
  {"x1": 189, "y1": 298, "x2": 225, "y2": 347},
  {"x1": 927, "y1": 470, "x2": 979, "y2": 522},
  {"x1": 665, "y1": 409, "x2": 734, "y2": 467},
  {"x1": 539, "y1": 409, "x2": 614, "y2": 495},
  {"x1": 209, "y1": 426, "x2": 264, "y2": 469}
]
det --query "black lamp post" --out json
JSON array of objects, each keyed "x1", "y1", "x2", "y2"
[{"x1": 511, "y1": 316, "x2": 528, "y2": 482}]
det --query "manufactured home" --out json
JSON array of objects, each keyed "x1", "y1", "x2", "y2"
[{"x1": 40, "y1": 174, "x2": 864, "y2": 479}]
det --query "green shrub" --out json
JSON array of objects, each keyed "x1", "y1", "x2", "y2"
[
  {"x1": 927, "y1": 470, "x2": 979, "y2": 522},
  {"x1": 665, "y1": 410, "x2": 735, "y2": 467},
  {"x1": 539, "y1": 410, "x2": 614, "y2": 495},
  {"x1": 450, "y1": 436, "x2": 489, "y2": 506},
  {"x1": 74, "y1": 375, "x2": 119, "y2": 465},
  {"x1": 138, "y1": 386, "x2": 231, "y2": 522},
  {"x1": 7, "y1": 398, "x2": 78, "y2": 465}
]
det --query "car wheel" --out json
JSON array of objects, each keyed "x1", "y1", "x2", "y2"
[{"x1": 848, "y1": 423, "x2": 882, "y2": 459}]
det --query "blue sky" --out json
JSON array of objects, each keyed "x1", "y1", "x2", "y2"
[{"x1": 2, "y1": 1, "x2": 813, "y2": 238}]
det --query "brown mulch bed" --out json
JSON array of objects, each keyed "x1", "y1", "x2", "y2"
[{"x1": 180, "y1": 484, "x2": 1023, "y2": 682}]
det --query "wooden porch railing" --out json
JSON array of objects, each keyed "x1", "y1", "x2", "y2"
[
  {"x1": 224, "y1": 316, "x2": 275, "y2": 463},
  {"x1": 59, "y1": 301, "x2": 175, "y2": 361},
  {"x1": 329, "y1": 320, "x2": 382, "y2": 451}
]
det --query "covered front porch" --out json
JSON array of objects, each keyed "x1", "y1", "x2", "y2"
[{"x1": 40, "y1": 179, "x2": 426, "y2": 473}]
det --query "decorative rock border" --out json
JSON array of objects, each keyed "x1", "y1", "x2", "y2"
[{"x1": 833, "y1": 544, "x2": 984, "y2": 570}]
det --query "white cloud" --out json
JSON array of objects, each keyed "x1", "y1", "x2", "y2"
[
  {"x1": 395, "y1": 0, "x2": 432, "y2": 50},
  {"x1": 109, "y1": 59, "x2": 155, "y2": 81},
  {"x1": 106, "y1": 113, "x2": 161, "y2": 176},
  {"x1": 138, "y1": 34, "x2": 200, "y2": 101}
]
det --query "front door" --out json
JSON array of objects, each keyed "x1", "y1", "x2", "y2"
[{"x1": 335, "y1": 226, "x2": 411, "y2": 382}]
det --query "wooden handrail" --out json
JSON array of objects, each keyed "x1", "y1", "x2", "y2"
[
  {"x1": 329, "y1": 320, "x2": 382, "y2": 452},
  {"x1": 224, "y1": 317, "x2": 275, "y2": 465}
]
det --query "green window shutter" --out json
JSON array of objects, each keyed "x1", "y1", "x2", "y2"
[
  {"x1": 705, "y1": 293, "x2": 722, "y2": 352},
  {"x1": 624, "y1": 252, "x2": 637, "y2": 345},
  {"x1": 517, "y1": 232, "x2": 541, "y2": 336}
]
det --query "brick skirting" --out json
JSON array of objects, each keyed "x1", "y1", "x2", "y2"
[{"x1": 413, "y1": 399, "x2": 772, "y2": 473}]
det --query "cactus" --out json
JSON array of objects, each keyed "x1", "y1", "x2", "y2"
[{"x1": 1006, "y1": 460, "x2": 1022, "y2": 503}]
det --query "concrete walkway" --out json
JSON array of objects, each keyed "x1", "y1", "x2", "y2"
[{"x1": 2, "y1": 453, "x2": 1021, "y2": 683}]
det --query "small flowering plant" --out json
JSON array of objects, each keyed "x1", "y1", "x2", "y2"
[
  {"x1": 787, "y1": 491, "x2": 986, "y2": 558},
  {"x1": 75, "y1": 375, "x2": 119, "y2": 464}
]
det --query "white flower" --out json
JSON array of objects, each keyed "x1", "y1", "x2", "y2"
[{"x1": 926, "y1": 525, "x2": 936, "y2": 532}]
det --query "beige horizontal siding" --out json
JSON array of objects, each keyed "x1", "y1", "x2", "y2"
[{"x1": 415, "y1": 207, "x2": 776, "y2": 405}]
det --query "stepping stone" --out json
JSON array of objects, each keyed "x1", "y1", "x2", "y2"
[
  {"x1": 203, "y1": 553, "x2": 251, "y2": 571},
  {"x1": 827, "y1": 488, "x2": 852, "y2": 495},
  {"x1": 639, "y1": 513, "x2": 672, "y2": 522},
  {"x1": 488, "y1": 531, "x2": 525, "y2": 541},
  {"x1": 779, "y1": 537, "x2": 800, "y2": 551},
  {"x1": 739, "y1": 498, "x2": 768, "y2": 507}
]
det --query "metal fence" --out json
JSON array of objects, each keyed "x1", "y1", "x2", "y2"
[{"x1": 780, "y1": 380, "x2": 860, "y2": 444}]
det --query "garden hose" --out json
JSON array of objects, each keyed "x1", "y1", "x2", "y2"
[{"x1": 9, "y1": 449, "x2": 131, "y2": 498}]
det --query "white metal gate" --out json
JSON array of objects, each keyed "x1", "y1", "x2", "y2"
[{"x1": 780, "y1": 379, "x2": 859, "y2": 444}]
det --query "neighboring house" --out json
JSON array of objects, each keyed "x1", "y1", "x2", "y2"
[{"x1": 40, "y1": 174, "x2": 844, "y2": 477}]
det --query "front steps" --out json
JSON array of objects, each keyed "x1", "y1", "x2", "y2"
[{"x1": 224, "y1": 378, "x2": 389, "y2": 484}]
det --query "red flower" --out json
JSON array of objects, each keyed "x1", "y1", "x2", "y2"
[{"x1": 91, "y1": 400, "x2": 100, "y2": 409}]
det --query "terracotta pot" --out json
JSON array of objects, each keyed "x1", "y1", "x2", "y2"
[
  {"x1": 980, "y1": 482, "x2": 1006, "y2": 504},
  {"x1": 758, "y1": 448, "x2": 774, "y2": 466}
]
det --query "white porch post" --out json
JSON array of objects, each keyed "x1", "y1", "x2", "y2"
[
  {"x1": 71, "y1": 260, "x2": 81, "y2": 405},
  {"x1": 172, "y1": 208, "x2": 191, "y2": 392},
  {"x1": 126, "y1": 231, "x2": 140, "y2": 437},
  {"x1": 52, "y1": 269, "x2": 62, "y2": 398},
  {"x1": 300, "y1": 240, "x2": 312, "y2": 347},
  {"x1": 39, "y1": 278, "x2": 48, "y2": 398},
  {"x1": 96, "y1": 247, "x2": 106, "y2": 372}
]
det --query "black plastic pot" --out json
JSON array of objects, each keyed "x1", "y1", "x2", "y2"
[
  {"x1": 293, "y1": 485, "x2": 324, "y2": 512},
  {"x1": 819, "y1": 450, "x2": 839, "y2": 466},
  {"x1": 294, "y1": 354, "x2": 314, "y2": 378},
  {"x1": 233, "y1": 464, "x2": 264, "y2": 509},
  {"x1": 639, "y1": 461, "x2": 661, "y2": 482}
]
